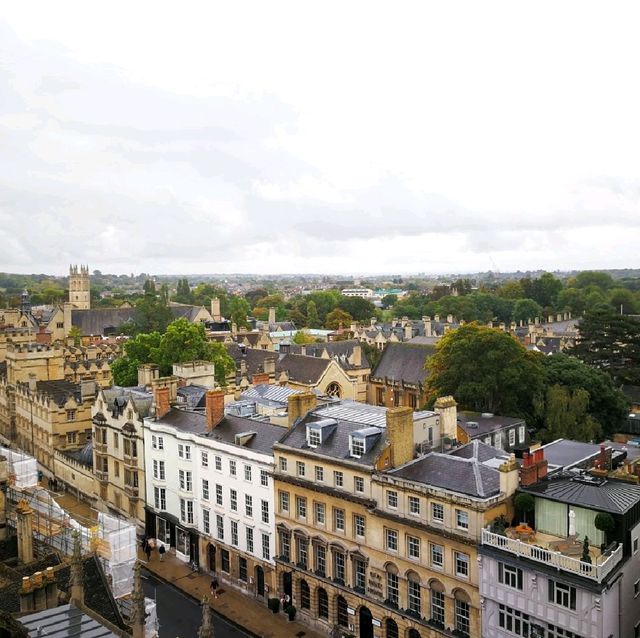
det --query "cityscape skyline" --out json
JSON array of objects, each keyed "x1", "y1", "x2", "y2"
[{"x1": 2, "y1": 3, "x2": 640, "y2": 275}]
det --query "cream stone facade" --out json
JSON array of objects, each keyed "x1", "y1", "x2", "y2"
[
  {"x1": 68, "y1": 264, "x2": 91, "y2": 310},
  {"x1": 13, "y1": 379, "x2": 95, "y2": 476},
  {"x1": 92, "y1": 387, "x2": 151, "y2": 527}
]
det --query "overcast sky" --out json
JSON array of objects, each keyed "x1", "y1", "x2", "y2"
[{"x1": 2, "y1": 2, "x2": 639, "y2": 276}]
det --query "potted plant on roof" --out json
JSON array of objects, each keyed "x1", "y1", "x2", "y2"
[
  {"x1": 514, "y1": 493, "x2": 535, "y2": 526},
  {"x1": 594, "y1": 512, "x2": 615, "y2": 550},
  {"x1": 443, "y1": 436, "x2": 452, "y2": 451}
]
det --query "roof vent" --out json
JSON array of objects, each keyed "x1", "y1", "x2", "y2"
[
  {"x1": 466, "y1": 421, "x2": 479, "y2": 428},
  {"x1": 481, "y1": 412, "x2": 494, "y2": 418}
]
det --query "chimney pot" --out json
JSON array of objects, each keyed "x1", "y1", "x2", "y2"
[{"x1": 206, "y1": 390, "x2": 225, "y2": 431}]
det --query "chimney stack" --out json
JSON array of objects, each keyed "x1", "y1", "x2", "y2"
[
  {"x1": 268, "y1": 307, "x2": 276, "y2": 325},
  {"x1": 434, "y1": 396, "x2": 458, "y2": 442},
  {"x1": 28, "y1": 373, "x2": 37, "y2": 394},
  {"x1": 205, "y1": 390, "x2": 225, "y2": 431},
  {"x1": 287, "y1": 392, "x2": 317, "y2": 428},
  {"x1": 154, "y1": 386, "x2": 171, "y2": 420},
  {"x1": 351, "y1": 344, "x2": 362, "y2": 367},
  {"x1": 80, "y1": 379, "x2": 96, "y2": 402},
  {"x1": 16, "y1": 499, "x2": 34, "y2": 564},
  {"x1": 384, "y1": 407, "x2": 414, "y2": 469},
  {"x1": 211, "y1": 297, "x2": 221, "y2": 322},
  {"x1": 499, "y1": 454, "x2": 520, "y2": 497},
  {"x1": 252, "y1": 372, "x2": 270, "y2": 387}
]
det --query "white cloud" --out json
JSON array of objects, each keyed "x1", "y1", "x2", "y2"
[{"x1": 1, "y1": 2, "x2": 639, "y2": 275}]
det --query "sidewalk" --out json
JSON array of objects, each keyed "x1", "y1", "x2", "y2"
[{"x1": 138, "y1": 549, "x2": 326, "y2": 638}]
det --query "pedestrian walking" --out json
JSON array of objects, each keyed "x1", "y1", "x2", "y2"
[
  {"x1": 210, "y1": 577, "x2": 219, "y2": 599},
  {"x1": 158, "y1": 544, "x2": 166, "y2": 562},
  {"x1": 144, "y1": 542, "x2": 152, "y2": 562}
]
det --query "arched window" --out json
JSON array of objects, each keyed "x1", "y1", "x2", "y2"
[
  {"x1": 386, "y1": 563, "x2": 399, "y2": 606},
  {"x1": 407, "y1": 571, "x2": 421, "y2": 616},
  {"x1": 407, "y1": 630, "x2": 421, "y2": 638},
  {"x1": 337, "y1": 595, "x2": 349, "y2": 628},
  {"x1": 299, "y1": 580, "x2": 310, "y2": 610},
  {"x1": 454, "y1": 589, "x2": 471, "y2": 637},
  {"x1": 429, "y1": 580, "x2": 445, "y2": 627},
  {"x1": 325, "y1": 382, "x2": 342, "y2": 398},
  {"x1": 318, "y1": 588, "x2": 329, "y2": 619},
  {"x1": 385, "y1": 618, "x2": 399, "y2": 638}
]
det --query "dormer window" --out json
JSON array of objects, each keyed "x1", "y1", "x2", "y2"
[
  {"x1": 350, "y1": 436, "x2": 365, "y2": 458},
  {"x1": 307, "y1": 428, "x2": 321, "y2": 447}
]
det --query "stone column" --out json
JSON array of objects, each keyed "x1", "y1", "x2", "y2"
[{"x1": 16, "y1": 499, "x2": 34, "y2": 564}]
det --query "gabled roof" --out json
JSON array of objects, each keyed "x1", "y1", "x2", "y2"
[
  {"x1": 370, "y1": 342, "x2": 434, "y2": 386},
  {"x1": 276, "y1": 353, "x2": 332, "y2": 384}
]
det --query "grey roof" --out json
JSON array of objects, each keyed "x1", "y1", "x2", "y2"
[
  {"x1": 390, "y1": 440, "x2": 503, "y2": 498},
  {"x1": 276, "y1": 353, "x2": 331, "y2": 384},
  {"x1": 65, "y1": 441, "x2": 94, "y2": 467},
  {"x1": 20, "y1": 603, "x2": 118, "y2": 637},
  {"x1": 623, "y1": 385, "x2": 640, "y2": 404},
  {"x1": 20, "y1": 379, "x2": 82, "y2": 406},
  {"x1": 278, "y1": 412, "x2": 386, "y2": 466},
  {"x1": 540, "y1": 439, "x2": 615, "y2": 470},
  {"x1": 370, "y1": 342, "x2": 434, "y2": 386},
  {"x1": 450, "y1": 440, "x2": 508, "y2": 463},
  {"x1": 225, "y1": 343, "x2": 277, "y2": 379},
  {"x1": 177, "y1": 384, "x2": 209, "y2": 409},
  {"x1": 241, "y1": 384, "x2": 301, "y2": 406},
  {"x1": 458, "y1": 411, "x2": 525, "y2": 437},
  {"x1": 156, "y1": 409, "x2": 285, "y2": 454},
  {"x1": 408, "y1": 335, "x2": 441, "y2": 346},
  {"x1": 522, "y1": 475, "x2": 640, "y2": 514},
  {"x1": 102, "y1": 386, "x2": 153, "y2": 419},
  {"x1": 169, "y1": 303, "x2": 208, "y2": 322},
  {"x1": 289, "y1": 340, "x2": 370, "y2": 370},
  {"x1": 313, "y1": 400, "x2": 435, "y2": 429}
]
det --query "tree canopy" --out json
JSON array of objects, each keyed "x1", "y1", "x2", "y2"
[
  {"x1": 111, "y1": 318, "x2": 234, "y2": 387},
  {"x1": 425, "y1": 323, "x2": 544, "y2": 421},
  {"x1": 570, "y1": 307, "x2": 640, "y2": 386}
]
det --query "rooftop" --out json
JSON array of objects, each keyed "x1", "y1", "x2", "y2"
[
  {"x1": 370, "y1": 342, "x2": 435, "y2": 387},
  {"x1": 313, "y1": 400, "x2": 435, "y2": 429},
  {"x1": 20, "y1": 603, "x2": 119, "y2": 637}
]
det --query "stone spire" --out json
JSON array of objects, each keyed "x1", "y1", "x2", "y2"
[
  {"x1": 131, "y1": 560, "x2": 146, "y2": 638},
  {"x1": 198, "y1": 596, "x2": 214, "y2": 638},
  {"x1": 69, "y1": 530, "x2": 84, "y2": 605}
]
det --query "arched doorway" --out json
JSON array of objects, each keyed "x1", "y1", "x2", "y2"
[
  {"x1": 207, "y1": 544, "x2": 216, "y2": 572},
  {"x1": 359, "y1": 606, "x2": 374, "y2": 638},
  {"x1": 282, "y1": 571, "x2": 293, "y2": 599},
  {"x1": 255, "y1": 566, "x2": 265, "y2": 597}
]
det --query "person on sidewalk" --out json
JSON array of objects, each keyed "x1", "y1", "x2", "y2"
[
  {"x1": 144, "y1": 542, "x2": 152, "y2": 562},
  {"x1": 210, "y1": 577, "x2": 219, "y2": 599},
  {"x1": 158, "y1": 544, "x2": 166, "y2": 561}
]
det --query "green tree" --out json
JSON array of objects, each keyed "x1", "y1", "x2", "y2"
[
  {"x1": 111, "y1": 331, "x2": 163, "y2": 386},
  {"x1": 539, "y1": 384, "x2": 602, "y2": 443},
  {"x1": 68, "y1": 326, "x2": 83, "y2": 347},
  {"x1": 512, "y1": 299, "x2": 543, "y2": 324},
  {"x1": 293, "y1": 331, "x2": 316, "y2": 345},
  {"x1": 325, "y1": 308, "x2": 353, "y2": 330},
  {"x1": 426, "y1": 323, "x2": 544, "y2": 420},
  {"x1": 228, "y1": 296, "x2": 252, "y2": 329},
  {"x1": 132, "y1": 281, "x2": 173, "y2": 334},
  {"x1": 305, "y1": 301, "x2": 320, "y2": 328},
  {"x1": 174, "y1": 278, "x2": 193, "y2": 304},
  {"x1": 531, "y1": 273, "x2": 563, "y2": 308},
  {"x1": 608, "y1": 287, "x2": 639, "y2": 314},
  {"x1": 514, "y1": 493, "x2": 535, "y2": 525},
  {"x1": 380, "y1": 294, "x2": 398, "y2": 309},
  {"x1": 497, "y1": 281, "x2": 525, "y2": 300},
  {"x1": 574, "y1": 271, "x2": 614, "y2": 291},
  {"x1": 338, "y1": 296, "x2": 376, "y2": 322},
  {"x1": 570, "y1": 307, "x2": 640, "y2": 386},
  {"x1": 542, "y1": 354, "x2": 628, "y2": 436},
  {"x1": 361, "y1": 341, "x2": 382, "y2": 370},
  {"x1": 556, "y1": 287, "x2": 587, "y2": 315}
]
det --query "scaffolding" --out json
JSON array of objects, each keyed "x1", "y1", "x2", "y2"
[{"x1": 2, "y1": 445, "x2": 158, "y2": 636}]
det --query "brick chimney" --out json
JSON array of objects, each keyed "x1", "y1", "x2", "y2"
[
  {"x1": 252, "y1": 373, "x2": 270, "y2": 387},
  {"x1": 520, "y1": 448, "x2": 548, "y2": 486},
  {"x1": 385, "y1": 407, "x2": 414, "y2": 468},
  {"x1": 288, "y1": 392, "x2": 317, "y2": 428},
  {"x1": 154, "y1": 386, "x2": 171, "y2": 420},
  {"x1": 205, "y1": 389, "x2": 225, "y2": 431}
]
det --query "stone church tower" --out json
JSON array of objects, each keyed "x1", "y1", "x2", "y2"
[{"x1": 68, "y1": 265, "x2": 90, "y2": 310}]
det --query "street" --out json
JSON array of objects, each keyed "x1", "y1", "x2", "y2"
[{"x1": 142, "y1": 569, "x2": 251, "y2": 638}]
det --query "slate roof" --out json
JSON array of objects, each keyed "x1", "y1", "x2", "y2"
[
  {"x1": 390, "y1": 441, "x2": 504, "y2": 498},
  {"x1": 623, "y1": 385, "x2": 640, "y2": 405},
  {"x1": 450, "y1": 439, "x2": 508, "y2": 463},
  {"x1": 277, "y1": 413, "x2": 386, "y2": 467},
  {"x1": 65, "y1": 441, "x2": 94, "y2": 467},
  {"x1": 540, "y1": 439, "x2": 615, "y2": 470},
  {"x1": 71, "y1": 305, "x2": 206, "y2": 335},
  {"x1": 289, "y1": 340, "x2": 370, "y2": 370},
  {"x1": 0, "y1": 555, "x2": 126, "y2": 631},
  {"x1": 20, "y1": 603, "x2": 118, "y2": 637},
  {"x1": 313, "y1": 400, "x2": 436, "y2": 429},
  {"x1": 177, "y1": 384, "x2": 208, "y2": 409},
  {"x1": 276, "y1": 353, "x2": 331, "y2": 384},
  {"x1": 17, "y1": 380, "x2": 82, "y2": 406},
  {"x1": 102, "y1": 387, "x2": 153, "y2": 419},
  {"x1": 370, "y1": 342, "x2": 435, "y2": 386},
  {"x1": 521, "y1": 475, "x2": 640, "y2": 514},
  {"x1": 155, "y1": 408, "x2": 285, "y2": 454},
  {"x1": 458, "y1": 411, "x2": 525, "y2": 437},
  {"x1": 241, "y1": 384, "x2": 301, "y2": 406},
  {"x1": 225, "y1": 344, "x2": 277, "y2": 378}
]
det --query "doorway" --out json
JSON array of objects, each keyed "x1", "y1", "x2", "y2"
[
  {"x1": 359, "y1": 607, "x2": 373, "y2": 638},
  {"x1": 207, "y1": 544, "x2": 216, "y2": 572},
  {"x1": 282, "y1": 571, "x2": 292, "y2": 599},
  {"x1": 256, "y1": 566, "x2": 265, "y2": 597}
]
